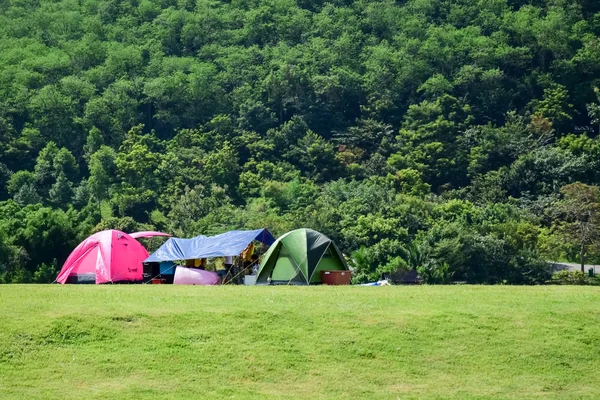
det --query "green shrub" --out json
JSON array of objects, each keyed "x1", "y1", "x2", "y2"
[
  {"x1": 548, "y1": 270, "x2": 600, "y2": 285},
  {"x1": 33, "y1": 260, "x2": 59, "y2": 283},
  {"x1": 418, "y1": 261, "x2": 453, "y2": 284}
]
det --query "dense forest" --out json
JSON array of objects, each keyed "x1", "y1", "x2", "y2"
[{"x1": 2, "y1": 0, "x2": 600, "y2": 284}]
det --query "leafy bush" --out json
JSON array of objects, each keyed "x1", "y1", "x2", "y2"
[
  {"x1": 418, "y1": 261, "x2": 453, "y2": 284},
  {"x1": 33, "y1": 260, "x2": 60, "y2": 283},
  {"x1": 349, "y1": 247, "x2": 409, "y2": 284},
  {"x1": 548, "y1": 271, "x2": 600, "y2": 286}
]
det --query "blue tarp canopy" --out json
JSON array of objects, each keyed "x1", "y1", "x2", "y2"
[{"x1": 145, "y1": 229, "x2": 275, "y2": 262}]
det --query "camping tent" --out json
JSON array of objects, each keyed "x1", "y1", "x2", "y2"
[
  {"x1": 55, "y1": 230, "x2": 148, "y2": 284},
  {"x1": 255, "y1": 229, "x2": 348, "y2": 285}
]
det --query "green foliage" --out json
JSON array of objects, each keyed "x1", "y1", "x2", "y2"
[
  {"x1": 88, "y1": 146, "x2": 117, "y2": 201},
  {"x1": 348, "y1": 246, "x2": 373, "y2": 284},
  {"x1": 547, "y1": 182, "x2": 600, "y2": 270},
  {"x1": 549, "y1": 270, "x2": 600, "y2": 285},
  {"x1": 33, "y1": 260, "x2": 60, "y2": 283},
  {"x1": 0, "y1": 202, "x2": 78, "y2": 281},
  {"x1": 1, "y1": 0, "x2": 600, "y2": 283},
  {"x1": 53, "y1": 148, "x2": 78, "y2": 182},
  {"x1": 0, "y1": 163, "x2": 11, "y2": 200},
  {"x1": 7, "y1": 171, "x2": 37, "y2": 196},
  {"x1": 48, "y1": 172, "x2": 73, "y2": 207},
  {"x1": 418, "y1": 261, "x2": 453, "y2": 285},
  {"x1": 93, "y1": 217, "x2": 151, "y2": 234},
  {"x1": 34, "y1": 142, "x2": 60, "y2": 192},
  {"x1": 13, "y1": 183, "x2": 43, "y2": 206},
  {"x1": 203, "y1": 142, "x2": 240, "y2": 190},
  {"x1": 83, "y1": 127, "x2": 104, "y2": 162},
  {"x1": 535, "y1": 84, "x2": 573, "y2": 127}
]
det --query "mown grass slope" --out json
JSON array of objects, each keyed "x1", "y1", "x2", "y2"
[{"x1": 1, "y1": 285, "x2": 599, "y2": 399}]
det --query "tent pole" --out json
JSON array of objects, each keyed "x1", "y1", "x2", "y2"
[
  {"x1": 307, "y1": 242, "x2": 331, "y2": 283},
  {"x1": 286, "y1": 245, "x2": 308, "y2": 285},
  {"x1": 222, "y1": 256, "x2": 239, "y2": 285}
]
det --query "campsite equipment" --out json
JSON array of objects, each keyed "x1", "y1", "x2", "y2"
[
  {"x1": 256, "y1": 229, "x2": 349, "y2": 285},
  {"x1": 244, "y1": 275, "x2": 257, "y2": 286},
  {"x1": 173, "y1": 266, "x2": 220, "y2": 285},
  {"x1": 358, "y1": 280, "x2": 390, "y2": 286},
  {"x1": 143, "y1": 261, "x2": 177, "y2": 284},
  {"x1": 321, "y1": 270, "x2": 351, "y2": 285},
  {"x1": 146, "y1": 229, "x2": 275, "y2": 262},
  {"x1": 55, "y1": 230, "x2": 148, "y2": 284},
  {"x1": 146, "y1": 228, "x2": 274, "y2": 285}
]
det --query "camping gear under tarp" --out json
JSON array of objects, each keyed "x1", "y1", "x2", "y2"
[
  {"x1": 173, "y1": 266, "x2": 220, "y2": 285},
  {"x1": 143, "y1": 261, "x2": 177, "y2": 284},
  {"x1": 145, "y1": 229, "x2": 275, "y2": 262},
  {"x1": 56, "y1": 230, "x2": 148, "y2": 284},
  {"x1": 244, "y1": 275, "x2": 257, "y2": 286},
  {"x1": 256, "y1": 229, "x2": 348, "y2": 285},
  {"x1": 129, "y1": 231, "x2": 172, "y2": 239}
]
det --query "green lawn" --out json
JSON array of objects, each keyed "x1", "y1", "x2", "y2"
[{"x1": 1, "y1": 285, "x2": 599, "y2": 399}]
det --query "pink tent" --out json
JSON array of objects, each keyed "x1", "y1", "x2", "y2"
[
  {"x1": 129, "y1": 231, "x2": 172, "y2": 239},
  {"x1": 173, "y1": 266, "x2": 220, "y2": 285},
  {"x1": 56, "y1": 230, "x2": 148, "y2": 284}
]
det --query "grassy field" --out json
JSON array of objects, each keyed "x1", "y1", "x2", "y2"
[{"x1": 1, "y1": 286, "x2": 599, "y2": 399}]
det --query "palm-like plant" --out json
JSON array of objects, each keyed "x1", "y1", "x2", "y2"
[
  {"x1": 348, "y1": 246, "x2": 375, "y2": 283},
  {"x1": 404, "y1": 241, "x2": 454, "y2": 284},
  {"x1": 404, "y1": 241, "x2": 428, "y2": 271}
]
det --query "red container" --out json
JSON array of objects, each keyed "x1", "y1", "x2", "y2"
[
  {"x1": 321, "y1": 270, "x2": 351, "y2": 285},
  {"x1": 151, "y1": 278, "x2": 162, "y2": 284}
]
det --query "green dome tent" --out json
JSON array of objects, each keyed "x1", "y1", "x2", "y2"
[{"x1": 256, "y1": 229, "x2": 348, "y2": 285}]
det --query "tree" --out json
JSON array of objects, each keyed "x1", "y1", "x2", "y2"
[
  {"x1": 27, "y1": 85, "x2": 83, "y2": 149},
  {"x1": 334, "y1": 119, "x2": 395, "y2": 157},
  {"x1": 534, "y1": 84, "x2": 573, "y2": 130},
  {"x1": 53, "y1": 148, "x2": 78, "y2": 181},
  {"x1": 203, "y1": 142, "x2": 240, "y2": 190},
  {"x1": 49, "y1": 172, "x2": 74, "y2": 207},
  {"x1": 552, "y1": 183, "x2": 600, "y2": 272},
  {"x1": 7, "y1": 171, "x2": 37, "y2": 197},
  {"x1": 88, "y1": 146, "x2": 117, "y2": 201},
  {"x1": 587, "y1": 102, "x2": 600, "y2": 134},
  {"x1": 34, "y1": 142, "x2": 60, "y2": 193},
  {"x1": 14, "y1": 184, "x2": 43, "y2": 206},
  {"x1": 83, "y1": 127, "x2": 105, "y2": 162},
  {"x1": 0, "y1": 163, "x2": 11, "y2": 201},
  {"x1": 586, "y1": 86, "x2": 600, "y2": 134},
  {"x1": 291, "y1": 130, "x2": 341, "y2": 182}
]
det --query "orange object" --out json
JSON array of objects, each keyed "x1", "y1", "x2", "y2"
[
  {"x1": 241, "y1": 243, "x2": 255, "y2": 262},
  {"x1": 320, "y1": 270, "x2": 351, "y2": 285},
  {"x1": 151, "y1": 278, "x2": 162, "y2": 284}
]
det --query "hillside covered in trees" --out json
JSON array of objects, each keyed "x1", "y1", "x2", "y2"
[{"x1": 2, "y1": 0, "x2": 600, "y2": 283}]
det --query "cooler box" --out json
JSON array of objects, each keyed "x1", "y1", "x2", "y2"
[
  {"x1": 244, "y1": 275, "x2": 257, "y2": 286},
  {"x1": 321, "y1": 270, "x2": 351, "y2": 285}
]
